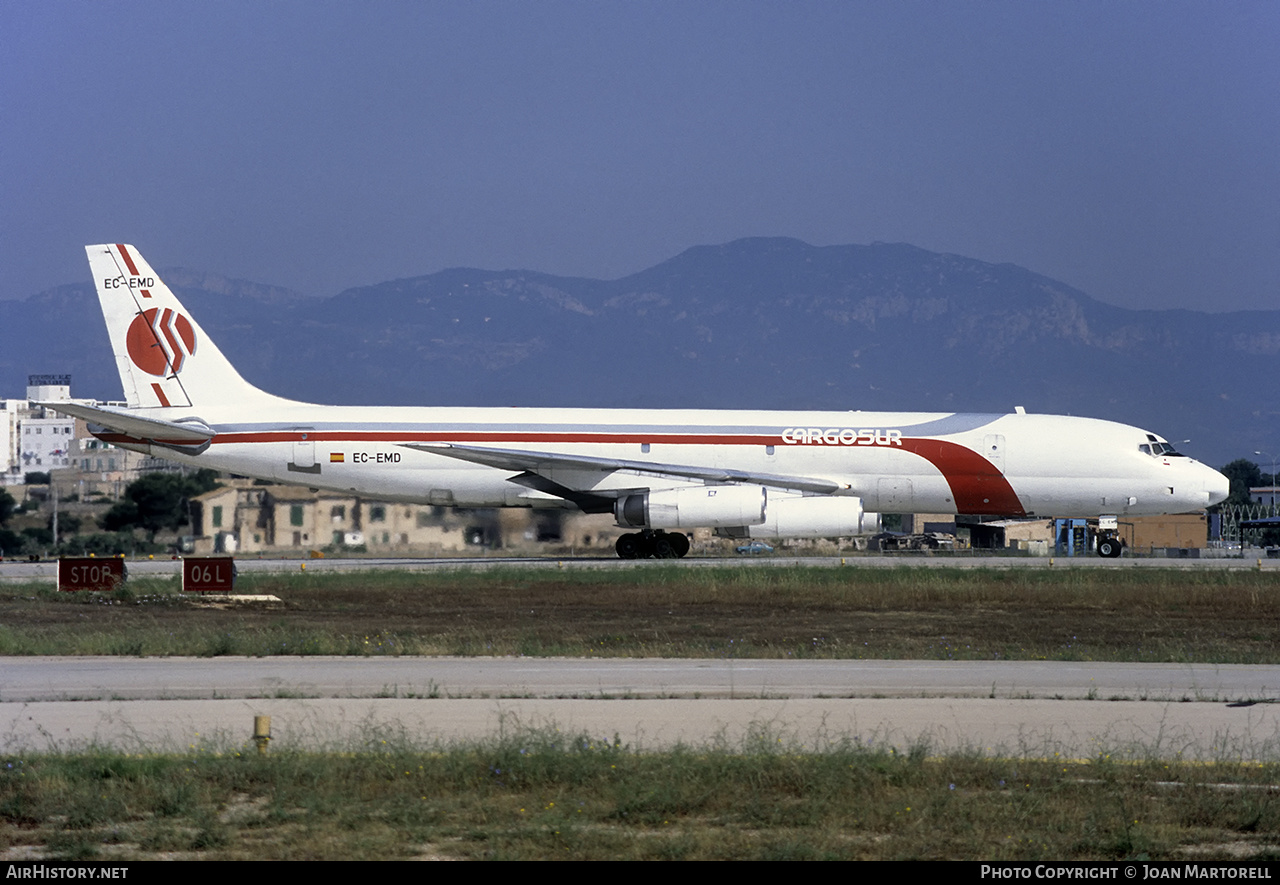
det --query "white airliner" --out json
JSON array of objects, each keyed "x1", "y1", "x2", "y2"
[{"x1": 51, "y1": 244, "x2": 1229, "y2": 559}]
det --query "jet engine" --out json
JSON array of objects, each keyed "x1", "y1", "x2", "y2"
[
  {"x1": 615, "y1": 486, "x2": 877, "y2": 539},
  {"x1": 741, "y1": 494, "x2": 877, "y2": 539},
  {"x1": 615, "y1": 485, "x2": 767, "y2": 529}
]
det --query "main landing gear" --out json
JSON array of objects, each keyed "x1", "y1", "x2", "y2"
[{"x1": 615, "y1": 530, "x2": 691, "y2": 560}]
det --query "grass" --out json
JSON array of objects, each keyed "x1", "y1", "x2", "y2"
[
  {"x1": 4, "y1": 725, "x2": 1280, "y2": 861},
  {"x1": 0, "y1": 565, "x2": 1278, "y2": 662}
]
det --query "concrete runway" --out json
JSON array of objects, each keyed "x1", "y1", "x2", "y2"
[{"x1": 5, "y1": 656, "x2": 1280, "y2": 760}]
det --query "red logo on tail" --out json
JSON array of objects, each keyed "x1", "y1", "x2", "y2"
[{"x1": 126, "y1": 308, "x2": 196, "y2": 376}]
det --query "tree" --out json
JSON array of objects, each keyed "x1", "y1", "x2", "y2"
[
  {"x1": 1219, "y1": 459, "x2": 1263, "y2": 509},
  {"x1": 49, "y1": 513, "x2": 82, "y2": 535},
  {"x1": 0, "y1": 488, "x2": 14, "y2": 527},
  {"x1": 0, "y1": 528, "x2": 22, "y2": 557},
  {"x1": 102, "y1": 469, "x2": 221, "y2": 538}
]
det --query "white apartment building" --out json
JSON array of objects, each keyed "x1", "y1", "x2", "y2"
[{"x1": 1, "y1": 374, "x2": 141, "y2": 489}]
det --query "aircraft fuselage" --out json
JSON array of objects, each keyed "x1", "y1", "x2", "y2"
[{"x1": 96, "y1": 402, "x2": 1227, "y2": 518}]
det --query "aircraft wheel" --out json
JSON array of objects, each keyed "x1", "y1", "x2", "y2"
[
  {"x1": 615, "y1": 533, "x2": 642, "y2": 560},
  {"x1": 1097, "y1": 537, "x2": 1122, "y2": 558},
  {"x1": 636, "y1": 532, "x2": 659, "y2": 559},
  {"x1": 653, "y1": 535, "x2": 677, "y2": 559},
  {"x1": 667, "y1": 531, "x2": 690, "y2": 558}
]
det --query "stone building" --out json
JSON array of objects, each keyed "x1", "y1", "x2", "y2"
[{"x1": 188, "y1": 480, "x2": 622, "y2": 556}]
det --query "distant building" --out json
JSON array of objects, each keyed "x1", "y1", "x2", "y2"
[
  {"x1": 2, "y1": 375, "x2": 80, "y2": 482},
  {"x1": 188, "y1": 480, "x2": 624, "y2": 556},
  {"x1": 19, "y1": 413, "x2": 76, "y2": 471},
  {"x1": 965, "y1": 513, "x2": 1210, "y2": 553},
  {"x1": 901, "y1": 513, "x2": 956, "y2": 535},
  {"x1": 2, "y1": 374, "x2": 156, "y2": 491},
  {"x1": 25, "y1": 374, "x2": 72, "y2": 403},
  {"x1": 1123, "y1": 513, "x2": 1211, "y2": 551},
  {"x1": 965, "y1": 518, "x2": 1054, "y2": 552},
  {"x1": 0, "y1": 399, "x2": 22, "y2": 484},
  {"x1": 1249, "y1": 486, "x2": 1279, "y2": 509}
]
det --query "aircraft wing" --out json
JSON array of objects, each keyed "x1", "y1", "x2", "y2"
[
  {"x1": 38, "y1": 402, "x2": 214, "y2": 444},
  {"x1": 402, "y1": 442, "x2": 846, "y2": 495}
]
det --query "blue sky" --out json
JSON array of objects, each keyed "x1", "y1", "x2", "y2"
[{"x1": 3, "y1": 1, "x2": 1277, "y2": 311}]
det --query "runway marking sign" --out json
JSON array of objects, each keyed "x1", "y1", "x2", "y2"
[
  {"x1": 58, "y1": 557, "x2": 127, "y2": 592},
  {"x1": 183, "y1": 556, "x2": 237, "y2": 593}
]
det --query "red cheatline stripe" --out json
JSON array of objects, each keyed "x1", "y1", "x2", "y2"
[
  {"x1": 116, "y1": 244, "x2": 140, "y2": 276},
  {"x1": 150, "y1": 383, "x2": 171, "y2": 408},
  {"x1": 212, "y1": 431, "x2": 784, "y2": 446},
  {"x1": 898, "y1": 438, "x2": 1025, "y2": 516}
]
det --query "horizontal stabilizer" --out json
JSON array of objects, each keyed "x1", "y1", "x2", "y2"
[
  {"x1": 403, "y1": 442, "x2": 845, "y2": 495},
  {"x1": 39, "y1": 402, "x2": 214, "y2": 444}
]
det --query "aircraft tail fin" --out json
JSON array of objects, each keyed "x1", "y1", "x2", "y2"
[{"x1": 86, "y1": 244, "x2": 282, "y2": 410}]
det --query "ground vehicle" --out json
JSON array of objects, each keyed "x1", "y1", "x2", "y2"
[{"x1": 869, "y1": 531, "x2": 955, "y2": 552}]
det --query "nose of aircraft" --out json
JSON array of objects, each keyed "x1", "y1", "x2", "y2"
[{"x1": 1203, "y1": 463, "x2": 1230, "y2": 508}]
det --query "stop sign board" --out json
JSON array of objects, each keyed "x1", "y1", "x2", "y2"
[
  {"x1": 58, "y1": 557, "x2": 127, "y2": 592},
  {"x1": 183, "y1": 556, "x2": 236, "y2": 592}
]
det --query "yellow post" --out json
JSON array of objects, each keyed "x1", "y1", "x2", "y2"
[{"x1": 253, "y1": 715, "x2": 272, "y2": 755}]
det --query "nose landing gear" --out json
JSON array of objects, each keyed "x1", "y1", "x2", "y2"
[{"x1": 1096, "y1": 534, "x2": 1123, "y2": 558}]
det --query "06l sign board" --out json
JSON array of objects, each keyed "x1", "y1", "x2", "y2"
[
  {"x1": 58, "y1": 557, "x2": 127, "y2": 592},
  {"x1": 183, "y1": 557, "x2": 236, "y2": 593}
]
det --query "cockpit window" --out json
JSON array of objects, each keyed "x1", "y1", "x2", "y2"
[{"x1": 1140, "y1": 442, "x2": 1184, "y2": 457}]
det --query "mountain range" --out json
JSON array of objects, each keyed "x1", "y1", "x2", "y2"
[{"x1": 4, "y1": 237, "x2": 1276, "y2": 468}]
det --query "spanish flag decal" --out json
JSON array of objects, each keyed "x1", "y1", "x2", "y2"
[{"x1": 330, "y1": 452, "x2": 345, "y2": 463}]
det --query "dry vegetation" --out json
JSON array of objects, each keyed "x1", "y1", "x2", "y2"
[{"x1": 5, "y1": 727, "x2": 1280, "y2": 861}]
